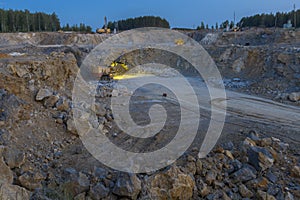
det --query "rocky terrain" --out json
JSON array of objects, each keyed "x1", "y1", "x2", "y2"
[
  {"x1": 190, "y1": 28, "x2": 300, "y2": 105},
  {"x1": 0, "y1": 29, "x2": 299, "y2": 199}
]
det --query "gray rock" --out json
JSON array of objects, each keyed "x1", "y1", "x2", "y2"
[
  {"x1": 247, "y1": 146, "x2": 274, "y2": 171},
  {"x1": 0, "y1": 183, "x2": 31, "y2": 200},
  {"x1": 288, "y1": 92, "x2": 300, "y2": 102},
  {"x1": 3, "y1": 147, "x2": 26, "y2": 168},
  {"x1": 113, "y1": 173, "x2": 141, "y2": 199},
  {"x1": 231, "y1": 165, "x2": 257, "y2": 183},
  {"x1": 89, "y1": 183, "x2": 110, "y2": 200},
  {"x1": 36, "y1": 88, "x2": 53, "y2": 101}
]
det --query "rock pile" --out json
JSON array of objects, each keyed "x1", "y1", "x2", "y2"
[{"x1": 20, "y1": 132, "x2": 298, "y2": 200}]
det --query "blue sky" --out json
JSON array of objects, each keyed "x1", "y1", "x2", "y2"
[{"x1": 1, "y1": 0, "x2": 298, "y2": 30}]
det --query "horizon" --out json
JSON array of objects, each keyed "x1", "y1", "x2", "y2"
[{"x1": 1, "y1": 0, "x2": 298, "y2": 30}]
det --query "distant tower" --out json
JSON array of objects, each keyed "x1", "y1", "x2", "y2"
[
  {"x1": 234, "y1": 11, "x2": 236, "y2": 28},
  {"x1": 104, "y1": 16, "x2": 107, "y2": 30},
  {"x1": 294, "y1": 4, "x2": 297, "y2": 29}
]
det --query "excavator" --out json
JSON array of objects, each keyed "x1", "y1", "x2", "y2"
[
  {"x1": 99, "y1": 61, "x2": 129, "y2": 81},
  {"x1": 96, "y1": 16, "x2": 111, "y2": 34}
]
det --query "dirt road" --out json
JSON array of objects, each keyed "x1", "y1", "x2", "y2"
[{"x1": 107, "y1": 76, "x2": 300, "y2": 155}]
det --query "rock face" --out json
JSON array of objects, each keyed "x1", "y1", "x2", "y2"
[
  {"x1": 145, "y1": 166, "x2": 195, "y2": 200},
  {"x1": 0, "y1": 183, "x2": 31, "y2": 200},
  {"x1": 112, "y1": 173, "x2": 141, "y2": 199}
]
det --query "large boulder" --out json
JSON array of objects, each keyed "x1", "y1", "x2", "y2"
[{"x1": 144, "y1": 166, "x2": 195, "y2": 200}]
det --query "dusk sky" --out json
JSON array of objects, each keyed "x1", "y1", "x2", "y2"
[{"x1": 1, "y1": 0, "x2": 298, "y2": 30}]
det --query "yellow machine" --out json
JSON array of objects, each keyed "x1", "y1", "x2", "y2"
[
  {"x1": 175, "y1": 38, "x2": 184, "y2": 45},
  {"x1": 99, "y1": 61, "x2": 129, "y2": 81},
  {"x1": 96, "y1": 28, "x2": 111, "y2": 34},
  {"x1": 97, "y1": 16, "x2": 111, "y2": 34}
]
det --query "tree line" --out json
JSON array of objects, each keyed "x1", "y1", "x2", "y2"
[
  {"x1": 61, "y1": 23, "x2": 92, "y2": 33},
  {"x1": 239, "y1": 9, "x2": 300, "y2": 28},
  {"x1": 196, "y1": 9, "x2": 300, "y2": 31},
  {"x1": 106, "y1": 16, "x2": 170, "y2": 31},
  {"x1": 0, "y1": 9, "x2": 93, "y2": 33},
  {"x1": 0, "y1": 9, "x2": 60, "y2": 32},
  {"x1": 197, "y1": 21, "x2": 230, "y2": 30}
]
